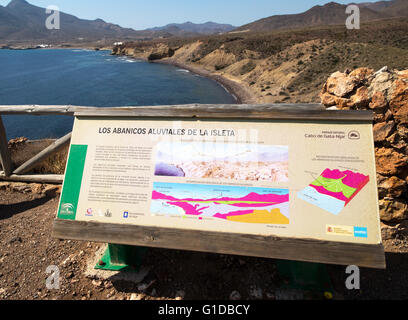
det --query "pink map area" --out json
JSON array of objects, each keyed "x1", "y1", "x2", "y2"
[
  {"x1": 320, "y1": 169, "x2": 369, "y2": 188},
  {"x1": 309, "y1": 169, "x2": 369, "y2": 204},
  {"x1": 152, "y1": 190, "x2": 289, "y2": 205},
  {"x1": 152, "y1": 191, "x2": 289, "y2": 219},
  {"x1": 152, "y1": 191, "x2": 288, "y2": 204},
  {"x1": 166, "y1": 201, "x2": 209, "y2": 216}
]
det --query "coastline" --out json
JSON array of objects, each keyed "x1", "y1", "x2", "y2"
[
  {"x1": 110, "y1": 49, "x2": 257, "y2": 105},
  {"x1": 1, "y1": 45, "x2": 257, "y2": 105},
  {"x1": 154, "y1": 59, "x2": 257, "y2": 105}
]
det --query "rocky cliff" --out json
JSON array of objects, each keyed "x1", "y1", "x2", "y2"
[
  {"x1": 112, "y1": 16, "x2": 408, "y2": 105},
  {"x1": 112, "y1": 39, "x2": 347, "y2": 104},
  {"x1": 320, "y1": 67, "x2": 408, "y2": 237}
]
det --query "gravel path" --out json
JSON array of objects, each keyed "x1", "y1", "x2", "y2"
[{"x1": 0, "y1": 189, "x2": 407, "y2": 300}]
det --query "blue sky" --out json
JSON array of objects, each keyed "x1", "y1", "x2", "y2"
[{"x1": 0, "y1": 0, "x2": 382, "y2": 30}]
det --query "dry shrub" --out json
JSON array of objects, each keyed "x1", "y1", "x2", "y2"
[
  {"x1": 9, "y1": 138, "x2": 69, "y2": 175},
  {"x1": 33, "y1": 145, "x2": 69, "y2": 175}
]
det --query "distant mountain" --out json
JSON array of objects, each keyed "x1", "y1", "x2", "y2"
[
  {"x1": 3, "y1": 0, "x2": 406, "y2": 45},
  {"x1": 0, "y1": 0, "x2": 166, "y2": 43},
  {"x1": 148, "y1": 21, "x2": 236, "y2": 35},
  {"x1": 374, "y1": 0, "x2": 408, "y2": 17},
  {"x1": 0, "y1": 4, "x2": 23, "y2": 36},
  {"x1": 359, "y1": 1, "x2": 395, "y2": 12},
  {"x1": 360, "y1": 0, "x2": 408, "y2": 16},
  {"x1": 0, "y1": 0, "x2": 236, "y2": 44},
  {"x1": 233, "y1": 0, "x2": 408, "y2": 33}
]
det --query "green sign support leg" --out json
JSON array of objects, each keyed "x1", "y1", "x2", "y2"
[
  {"x1": 95, "y1": 244, "x2": 148, "y2": 272},
  {"x1": 276, "y1": 260, "x2": 333, "y2": 297}
]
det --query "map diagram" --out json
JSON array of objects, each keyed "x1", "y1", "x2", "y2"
[
  {"x1": 297, "y1": 169, "x2": 369, "y2": 215},
  {"x1": 151, "y1": 182, "x2": 289, "y2": 224}
]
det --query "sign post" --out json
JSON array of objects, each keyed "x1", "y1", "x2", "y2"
[
  {"x1": 52, "y1": 105, "x2": 385, "y2": 269},
  {"x1": 95, "y1": 244, "x2": 147, "y2": 271}
]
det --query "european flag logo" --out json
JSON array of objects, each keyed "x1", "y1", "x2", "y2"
[
  {"x1": 123, "y1": 211, "x2": 129, "y2": 218},
  {"x1": 354, "y1": 227, "x2": 368, "y2": 238}
]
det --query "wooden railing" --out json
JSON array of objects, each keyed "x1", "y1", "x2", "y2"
[{"x1": 0, "y1": 103, "x2": 364, "y2": 184}]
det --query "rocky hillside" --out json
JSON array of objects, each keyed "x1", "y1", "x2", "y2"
[
  {"x1": 320, "y1": 67, "x2": 408, "y2": 235},
  {"x1": 112, "y1": 18, "x2": 408, "y2": 104},
  {"x1": 233, "y1": 2, "x2": 384, "y2": 33},
  {"x1": 233, "y1": 0, "x2": 408, "y2": 33}
]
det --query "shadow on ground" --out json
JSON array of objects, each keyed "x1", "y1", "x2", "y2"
[
  {"x1": 327, "y1": 251, "x2": 408, "y2": 299},
  {"x1": 0, "y1": 196, "x2": 51, "y2": 220}
]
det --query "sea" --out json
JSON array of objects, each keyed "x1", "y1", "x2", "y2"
[{"x1": 0, "y1": 49, "x2": 236, "y2": 140}]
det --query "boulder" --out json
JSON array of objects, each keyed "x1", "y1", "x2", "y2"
[
  {"x1": 147, "y1": 44, "x2": 175, "y2": 61},
  {"x1": 368, "y1": 70, "x2": 395, "y2": 98},
  {"x1": 381, "y1": 221, "x2": 408, "y2": 240},
  {"x1": 369, "y1": 91, "x2": 388, "y2": 112},
  {"x1": 10, "y1": 182, "x2": 31, "y2": 193},
  {"x1": 321, "y1": 67, "x2": 408, "y2": 224},
  {"x1": 349, "y1": 67, "x2": 374, "y2": 83},
  {"x1": 320, "y1": 92, "x2": 336, "y2": 106},
  {"x1": 375, "y1": 147, "x2": 408, "y2": 176},
  {"x1": 377, "y1": 175, "x2": 407, "y2": 198},
  {"x1": 0, "y1": 182, "x2": 11, "y2": 190},
  {"x1": 350, "y1": 86, "x2": 369, "y2": 108},
  {"x1": 379, "y1": 199, "x2": 408, "y2": 222},
  {"x1": 42, "y1": 185, "x2": 62, "y2": 197},
  {"x1": 333, "y1": 96, "x2": 352, "y2": 109},
  {"x1": 29, "y1": 183, "x2": 43, "y2": 194},
  {"x1": 374, "y1": 109, "x2": 393, "y2": 123},
  {"x1": 389, "y1": 79, "x2": 408, "y2": 124},
  {"x1": 373, "y1": 121, "x2": 395, "y2": 142},
  {"x1": 8, "y1": 137, "x2": 28, "y2": 150},
  {"x1": 397, "y1": 124, "x2": 408, "y2": 140},
  {"x1": 386, "y1": 132, "x2": 406, "y2": 150},
  {"x1": 325, "y1": 71, "x2": 357, "y2": 97}
]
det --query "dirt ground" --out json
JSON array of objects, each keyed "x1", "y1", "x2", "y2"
[{"x1": 0, "y1": 188, "x2": 407, "y2": 300}]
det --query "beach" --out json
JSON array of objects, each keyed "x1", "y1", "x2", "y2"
[{"x1": 155, "y1": 59, "x2": 258, "y2": 104}]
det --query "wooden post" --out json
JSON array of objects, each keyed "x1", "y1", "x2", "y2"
[
  {"x1": 0, "y1": 172, "x2": 63, "y2": 184},
  {"x1": 0, "y1": 116, "x2": 12, "y2": 177}
]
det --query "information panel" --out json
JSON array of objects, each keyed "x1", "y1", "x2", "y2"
[{"x1": 56, "y1": 115, "x2": 382, "y2": 249}]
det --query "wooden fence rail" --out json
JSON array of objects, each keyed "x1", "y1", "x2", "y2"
[
  {"x1": 0, "y1": 103, "x2": 370, "y2": 184},
  {"x1": 0, "y1": 115, "x2": 13, "y2": 177},
  {"x1": 0, "y1": 103, "x2": 325, "y2": 116}
]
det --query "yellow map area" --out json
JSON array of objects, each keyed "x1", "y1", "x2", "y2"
[{"x1": 226, "y1": 208, "x2": 289, "y2": 224}]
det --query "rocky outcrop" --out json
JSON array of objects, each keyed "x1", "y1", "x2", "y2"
[
  {"x1": 8, "y1": 137, "x2": 28, "y2": 149},
  {"x1": 320, "y1": 67, "x2": 408, "y2": 226},
  {"x1": 0, "y1": 181, "x2": 61, "y2": 198},
  {"x1": 147, "y1": 44, "x2": 175, "y2": 61},
  {"x1": 112, "y1": 43, "x2": 176, "y2": 61}
]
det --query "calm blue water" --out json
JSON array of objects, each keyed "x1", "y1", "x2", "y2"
[{"x1": 0, "y1": 49, "x2": 235, "y2": 139}]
